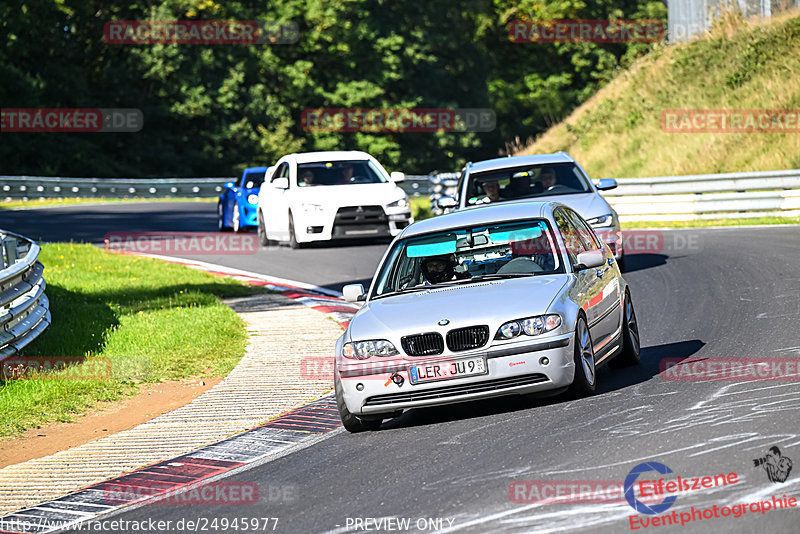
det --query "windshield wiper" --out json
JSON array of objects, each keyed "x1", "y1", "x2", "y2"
[
  {"x1": 466, "y1": 273, "x2": 538, "y2": 282},
  {"x1": 373, "y1": 283, "x2": 455, "y2": 299}
]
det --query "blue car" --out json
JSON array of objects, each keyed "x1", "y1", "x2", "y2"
[{"x1": 217, "y1": 166, "x2": 271, "y2": 232}]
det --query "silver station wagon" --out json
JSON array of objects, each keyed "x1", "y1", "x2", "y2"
[{"x1": 335, "y1": 201, "x2": 640, "y2": 432}]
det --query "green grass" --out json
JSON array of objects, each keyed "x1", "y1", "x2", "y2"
[
  {"x1": 622, "y1": 216, "x2": 800, "y2": 228},
  {"x1": 518, "y1": 13, "x2": 800, "y2": 178},
  {"x1": 410, "y1": 196, "x2": 432, "y2": 221},
  {"x1": 1, "y1": 197, "x2": 215, "y2": 210},
  {"x1": 0, "y1": 244, "x2": 264, "y2": 439}
]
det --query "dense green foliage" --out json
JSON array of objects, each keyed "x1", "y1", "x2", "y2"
[{"x1": 0, "y1": 0, "x2": 665, "y2": 177}]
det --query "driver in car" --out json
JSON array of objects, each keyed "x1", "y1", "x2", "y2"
[
  {"x1": 341, "y1": 163, "x2": 354, "y2": 183},
  {"x1": 421, "y1": 254, "x2": 457, "y2": 284},
  {"x1": 481, "y1": 180, "x2": 501, "y2": 202},
  {"x1": 540, "y1": 167, "x2": 557, "y2": 190}
]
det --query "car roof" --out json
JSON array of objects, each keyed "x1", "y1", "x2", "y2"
[
  {"x1": 284, "y1": 151, "x2": 373, "y2": 164},
  {"x1": 400, "y1": 201, "x2": 562, "y2": 239},
  {"x1": 244, "y1": 166, "x2": 270, "y2": 173},
  {"x1": 468, "y1": 152, "x2": 574, "y2": 174}
]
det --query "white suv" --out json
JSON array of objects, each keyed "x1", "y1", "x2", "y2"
[{"x1": 257, "y1": 151, "x2": 413, "y2": 248}]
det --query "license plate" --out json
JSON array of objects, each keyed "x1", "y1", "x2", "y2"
[{"x1": 408, "y1": 356, "x2": 487, "y2": 385}]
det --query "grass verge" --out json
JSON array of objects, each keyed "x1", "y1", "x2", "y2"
[
  {"x1": 1, "y1": 197, "x2": 215, "y2": 210},
  {"x1": 622, "y1": 216, "x2": 800, "y2": 229},
  {"x1": 0, "y1": 243, "x2": 264, "y2": 439},
  {"x1": 410, "y1": 196, "x2": 432, "y2": 221}
]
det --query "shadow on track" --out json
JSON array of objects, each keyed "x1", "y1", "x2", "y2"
[{"x1": 380, "y1": 339, "x2": 705, "y2": 431}]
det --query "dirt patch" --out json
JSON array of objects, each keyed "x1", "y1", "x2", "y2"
[{"x1": 0, "y1": 378, "x2": 221, "y2": 469}]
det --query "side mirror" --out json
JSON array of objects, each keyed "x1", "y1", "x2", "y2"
[
  {"x1": 343, "y1": 284, "x2": 366, "y2": 303},
  {"x1": 271, "y1": 177, "x2": 289, "y2": 190},
  {"x1": 390, "y1": 171, "x2": 405, "y2": 183},
  {"x1": 596, "y1": 178, "x2": 618, "y2": 191},
  {"x1": 436, "y1": 196, "x2": 458, "y2": 209},
  {"x1": 575, "y1": 249, "x2": 606, "y2": 271},
  {"x1": 224, "y1": 181, "x2": 236, "y2": 189}
]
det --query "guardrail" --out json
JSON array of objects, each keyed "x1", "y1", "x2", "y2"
[
  {"x1": 1, "y1": 175, "x2": 432, "y2": 200},
  {"x1": 0, "y1": 231, "x2": 50, "y2": 362},
  {"x1": 606, "y1": 169, "x2": 800, "y2": 221},
  {"x1": 1, "y1": 176, "x2": 228, "y2": 200}
]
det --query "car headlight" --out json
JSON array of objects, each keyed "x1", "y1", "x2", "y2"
[
  {"x1": 386, "y1": 197, "x2": 409, "y2": 209},
  {"x1": 247, "y1": 194, "x2": 259, "y2": 205},
  {"x1": 496, "y1": 315, "x2": 562, "y2": 340},
  {"x1": 342, "y1": 340, "x2": 399, "y2": 360},
  {"x1": 586, "y1": 214, "x2": 613, "y2": 227},
  {"x1": 301, "y1": 202, "x2": 324, "y2": 213}
]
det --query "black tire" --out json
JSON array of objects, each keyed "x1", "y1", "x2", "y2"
[
  {"x1": 288, "y1": 213, "x2": 302, "y2": 249},
  {"x1": 232, "y1": 202, "x2": 242, "y2": 233},
  {"x1": 217, "y1": 203, "x2": 231, "y2": 232},
  {"x1": 568, "y1": 316, "x2": 596, "y2": 397},
  {"x1": 611, "y1": 290, "x2": 641, "y2": 367},
  {"x1": 335, "y1": 376, "x2": 382, "y2": 433},
  {"x1": 257, "y1": 210, "x2": 270, "y2": 246}
]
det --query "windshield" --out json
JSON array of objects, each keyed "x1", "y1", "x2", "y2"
[
  {"x1": 297, "y1": 160, "x2": 387, "y2": 187},
  {"x1": 464, "y1": 162, "x2": 591, "y2": 206},
  {"x1": 372, "y1": 219, "x2": 563, "y2": 298}
]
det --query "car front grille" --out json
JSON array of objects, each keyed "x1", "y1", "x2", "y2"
[
  {"x1": 363, "y1": 373, "x2": 550, "y2": 406},
  {"x1": 335, "y1": 205, "x2": 387, "y2": 224},
  {"x1": 446, "y1": 325, "x2": 490, "y2": 352},
  {"x1": 401, "y1": 333, "x2": 444, "y2": 356}
]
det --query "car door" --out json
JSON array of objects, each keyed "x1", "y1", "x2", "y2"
[
  {"x1": 553, "y1": 208, "x2": 608, "y2": 348},
  {"x1": 565, "y1": 208, "x2": 621, "y2": 355},
  {"x1": 264, "y1": 162, "x2": 291, "y2": 238}
]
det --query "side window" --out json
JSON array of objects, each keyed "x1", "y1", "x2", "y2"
[
  {"x1": 272, "y1": 163, "x2": 289, "y2": 182},
  {"x1": 565, "y1": 209, "x2": 601, "y2": 250},
  {"x1": 553, "y1": 208, "x2": 586, "y2": 265},
  {"x1": 243, "y1": 172, "x2": 264, "y2": 189}
]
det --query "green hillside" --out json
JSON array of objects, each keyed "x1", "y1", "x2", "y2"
[{"x1": 517, "y1": 12, "x2": 800, "y2": 178}]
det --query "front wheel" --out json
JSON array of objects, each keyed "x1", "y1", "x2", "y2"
[
  {"x1": 335, "y1": 376, "x2": 382, "y2": 433},
  {"x1": 568, "y1": 316, "x2": 596, "y2": 397},
  {"x1": 217, "y1": 203, "x2": 231, "y2": 232},
  {"x1": 611, "y1": 290, "x2": 640, "y2": 367},
  {"x1": 288, "y1": 213, "x2": 302, "y2": 249},
  {"x1": 257, "y1": 210, "x2": 271, "y2": 247},
  {"x1": 232, "y1": 203, "x2": 242, "y2": 232}
]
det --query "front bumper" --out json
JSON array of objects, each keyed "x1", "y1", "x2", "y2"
[
  {"x1": 338, "y1": 332, "x2": 575, "y2": 415},
  {"x1": 295, "y1": 206, "x2": 413, "y2": 243}
]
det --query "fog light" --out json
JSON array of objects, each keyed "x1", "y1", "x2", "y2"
[
  {"x1": 539, "y1": 357, "x2": 550, "y2": 366},
  {"x1": 356, "y1": 383, "x2": 364, "y2": 391}
]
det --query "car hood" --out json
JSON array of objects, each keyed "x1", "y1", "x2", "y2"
[
  {"x1": 349, "y1": 275, "x2": 569, "y2": 341},
  {"x1": 545, "y1": 192, "x2": 613, "y2": 218},
  {"x1": 291, "y1": 183, "x2": 406, "y2": 206}
]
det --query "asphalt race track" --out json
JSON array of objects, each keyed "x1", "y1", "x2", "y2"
[{"x1": 3, "y1": 202, "x2": 800, "y2": 533}]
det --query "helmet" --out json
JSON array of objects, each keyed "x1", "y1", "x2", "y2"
[{"x1": 421, "y1": 254, "x2": 455, "y2": 284}]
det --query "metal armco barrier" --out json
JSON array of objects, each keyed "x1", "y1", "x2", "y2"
[
  {"x1": 0, "y1": 230, "x2": 50, "y2": 361},
  {"x1": 1, "y1": 175, "x2": 432, "y2": 200},
  {"x1": 3, "y1": 169, "x2": 799, "y2": 222},
  {"x1": 605, "y1": 169, "x2": 800, "y2": 221},
  {"x1": 0, "y1": 176, "x2": 228, "y2": 200}
]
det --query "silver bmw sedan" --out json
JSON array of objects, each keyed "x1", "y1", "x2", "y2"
[{"x1": 336, "y1": 201, "x2": 640, "y2": 432}]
